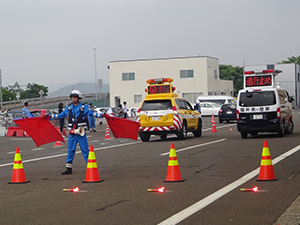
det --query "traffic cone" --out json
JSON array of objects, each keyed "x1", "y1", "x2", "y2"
[
  {"x1": 82, "y1": 145, "x2": 103, "y2": 183},
  {"x1": 211, "y1": 113, "x2": 215, "y2": 123},
  {"x1": 9, "y1": 147, "x2": 30, "y2": 184},
  {"x1": 257, "y1": 140, "x2": 277, "y2": 181},
  {"x1": 164, "y1": 143, "x2": 184, "y2": 182},
  {"x1": 104, "y1": 125, "x2": 111, "y2": 139},
  {"x1": 54, "y1": 141, "x2": 63, "y2": 147},
  {"x1": 211, "y1": 119, "x2": 218, "y2": 133}
]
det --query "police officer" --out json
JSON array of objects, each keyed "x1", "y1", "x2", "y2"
[{"x1": 50, "y1": 90, "x2": 105, "y2": 175}]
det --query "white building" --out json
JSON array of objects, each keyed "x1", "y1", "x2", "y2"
[
  {"x1": 244, "y1": 63, "x2": 300, "y2": 107},
  {"x1": 109, "y1": 56, "x2": 233, "y2": 108}
]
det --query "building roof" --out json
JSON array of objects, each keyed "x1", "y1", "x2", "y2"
[{"x1": 109, "y1": 55, "x2": 219, "y2": 63}]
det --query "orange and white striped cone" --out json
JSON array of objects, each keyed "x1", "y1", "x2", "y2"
[
  {"x1": 211, "y1": 120, "x2": 218, "y2": 133},
  {"x1": 9, "y1": 147, "x2": 30, "y2": 184},
  {"x1": 257, "y1": 140, "x2": 277, "y2": 181},
  {"x1": 82, "y1": 145, "x2": 103, "y2": 183},
  {"x1": 164, "y1": 143, "x2": 184, "y2": 182},
  {"x1": 104, "y1": 124, "x2": 111, "y2": 139},
  {"x1": 211, "y1": 113, "x2": 215, "y2": 123}
]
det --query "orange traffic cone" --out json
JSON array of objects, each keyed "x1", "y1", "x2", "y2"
[
  {"x1": 104, "y1": 125, "x2": 111, "y2": 139},
  {"x1": 211, "y1": 113, "x2": 215, "y2": 123},
  {"x1": 82, "y1": 145, "x2": 103, "y2": 183},
  {"x1": 54, "y1": 141, "x2": 63, "y2": 147},
  {"x1": 164, "y1": 143, "x2": 184, "y2": 182},
  {"x1": 211, "y1": 116, "x2": 218, "y2": 133},
  {"x1": 257, "y1": 140, "x2": 277, "y2": 181},
  {"x1": 9, "y1": 147, "x2": 30, "y2": 184}
]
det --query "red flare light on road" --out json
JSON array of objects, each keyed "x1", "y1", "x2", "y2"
[
  {"x1": 240, "y1": 186, "x2": 259, "y2": 192},
  {"x1": 63, "y1": 186, "x2": 80, "y2": 192},
  {"x1": 147, "y1": 187, "x2": 165, "y2": 193}
]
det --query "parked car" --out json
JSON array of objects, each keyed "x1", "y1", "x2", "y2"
[
  {"x1": 199, "y1": 102, "x2": 222, "y2": 116},
  {"x1": 218, "y1": 104, "x2": 237, "y2": 123}
]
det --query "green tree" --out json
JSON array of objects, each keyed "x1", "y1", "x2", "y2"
[
  {"x1": 7, "y1": 82, "x2": 23, "y2": 99},
  {"x1": 219, "y1": 65, "x2": 243, "y2": 96},
  {"x1": 2, "y1": 88, "x2": 16, "y2": 101},
  {"x1": 278, "y1": 56, "x2": 300, "y2": 64},
  {"x1": 20, "y1": 83, "x2": 48, "y2": 99}
]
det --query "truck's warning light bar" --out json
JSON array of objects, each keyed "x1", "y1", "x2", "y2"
[
  {"x1": 244, "y1": 69, "x2": 282, "y2": 75},
  {"x1": 146, "y1": 78, "x2": 173, "y2": 84}
]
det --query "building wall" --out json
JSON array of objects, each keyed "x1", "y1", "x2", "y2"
[
  {"x1": 244, "y1": 63, "x2": 300, "y2": 107},
  {"x1": 109, "y1": 56, "x2": 233, "y2": 108}
]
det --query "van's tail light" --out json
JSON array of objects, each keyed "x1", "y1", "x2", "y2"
[
  {"x1": 172, "y1": 106, "x2": 178, "y2": 115},
  {"x1": 219, "y1": 109, "x2": 222, "y2": 114},
  {"x1": 137, "y1": 108, "x2": 141, "y2": 116},
  {"x1": 277, "y1": 107, "x2": 280, "y2": 119},
  {"x1": 236, "y1": 109, "x2": 239, "y2": 120}
]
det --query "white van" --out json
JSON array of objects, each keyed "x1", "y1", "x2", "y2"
[
  {"x1": 196, "y1": 95, "x2": 236, "y2": 105},
  {"x1": 237, "y1": 69, "x2": 294, "y2": 138}
]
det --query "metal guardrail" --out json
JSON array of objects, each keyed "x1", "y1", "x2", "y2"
[{"x1": 1, "y1": 93, "x2": 108, "y2": 110}]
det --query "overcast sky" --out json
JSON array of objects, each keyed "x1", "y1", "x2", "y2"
[{"x1": 1, "y1": 0, "x2": 299, "y2": 92}]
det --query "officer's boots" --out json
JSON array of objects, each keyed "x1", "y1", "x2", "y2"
[{"x1": 61, "y1": 168, "x2": 72, "y2": 175}]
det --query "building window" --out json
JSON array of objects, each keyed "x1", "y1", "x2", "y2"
[
  {"x1": 182, "y1": 92, "x2": 203, "y2": 103},
  {"x1": 134, "y1": 95, "x2": 142, "y2": 104},
  {"x1": 180, "y1": 70, "x2": 194, "y2": 78},
  {"x1": 267, "y1": 65, "x2": 275, "y2": 70},
  {"x1": 208, "y1": 91, "x2": 214, "y2": 95},
  {"x1": 214, "y1": 70, "x2": 218, "y2": 79},
  {"x1": 122, "y1": 72, "x2": 135, "y2": 81}
]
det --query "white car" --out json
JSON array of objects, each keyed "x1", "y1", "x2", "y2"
[{"x1": 199, "y1": 102, "x2": 222, "y2": 116}]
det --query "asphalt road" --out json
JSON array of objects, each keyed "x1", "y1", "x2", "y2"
[{"x1": 1, "y1": 113, "x2": 300, "y2": 225}]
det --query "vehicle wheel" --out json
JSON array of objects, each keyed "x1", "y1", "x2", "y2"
[
  {"x1": 241, "y1": 132, "x2": 247, "y2": 139},
  {"x1": 284, "y1": 119, "x2": 294, "y2": 134},
  {"x1": 160, "y1": 133, "x2": 167, "y2": 140},
  {"x1": 177, "y1": 121, "x2": 187, "y2": 140},
  {"x1": 278, "y1": 125, "x2": 285, "y2": 137},
  {"x1": 193, "y1": 119, "x2": 202, "y2": 137},
  {"x1": 139, "y1": 132, "x2": 150, "y2": 142},
  {"x1": 226, "y1": 120, "x2": 229, "y2": 123},
  {"x1": 219, "y1": 119, "x2": 223, "y2": 123}
]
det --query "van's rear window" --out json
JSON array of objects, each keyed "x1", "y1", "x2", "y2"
[
  {"x1": 239, "y1": 91, "x2": 276, "y2": 106},
  {"x1": 141, "y1": 100, "x2": 172, "y2": 111}
]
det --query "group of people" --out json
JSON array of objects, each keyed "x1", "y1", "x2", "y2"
[{"x1": 117, "y1": 101, "x2": 128, "y2": 118}]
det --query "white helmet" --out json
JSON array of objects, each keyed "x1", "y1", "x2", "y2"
[
  {"x1": 70, "y1": 90, "x2": 82, "y2": 99},
  {"x1": 196, "y1": 99, "x2": 200, "y2": 104}
]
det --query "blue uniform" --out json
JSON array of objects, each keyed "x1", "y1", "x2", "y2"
[{"x1": 51, "y1": 102, "x2": 103, "y2": 169}]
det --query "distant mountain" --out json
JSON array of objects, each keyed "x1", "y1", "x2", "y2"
[{"x1": 49, "y1": 82, "x2": 109, "y2": 97}]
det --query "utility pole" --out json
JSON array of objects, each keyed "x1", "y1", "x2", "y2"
[{"x1": 0, "y1": 69, "x2": 2, "y2": 107}]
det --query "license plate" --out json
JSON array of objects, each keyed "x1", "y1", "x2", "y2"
[
  {"x1": 152, "y1": 116, "x2": 160, "y2": 121},
  {"x1": 226, "y1": 111, "x2": 232, "y2": 114},
  {"x1": 253, "y1": 114, "x2": 263, "y2": 120}
]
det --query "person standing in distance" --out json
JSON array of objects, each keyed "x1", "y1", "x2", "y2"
[
  {"x1": 88, "y1": 103, "x2": 96, "y2": 132},
  {"x1": 58, "y1": 103, "x2": 65, "y2": 135},
  {"x1": 50, "y1": 90, "x2": 105, "y2": 175},
  {"x1": 121, "y1": 101, "x2": 128, "y2": 118},
  {"x1": 22, "y1": 102, "x2": 31, "y2": 118}
]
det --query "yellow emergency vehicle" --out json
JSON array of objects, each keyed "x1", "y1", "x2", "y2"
[{"x1": 137, "y1": 78, "x2": 202, "y2": 142}]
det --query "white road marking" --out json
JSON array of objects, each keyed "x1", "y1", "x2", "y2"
[
  {"x1": 10, "y1": 138, "x2": 31, "y2": 141},
  {"x1": 0, "y1": 141, "x2": 141, "y2": 168},
  {"x1": 160, "y1": 139, "x2": 226, "y2": 156},
  {"x1": 32, "y1": 148, "x2": 44, "y2": 151},
  {"x1": 202, "y1": 123, "x2": 235, "y2": 132},
  {"x1": 90, "y1": 140, "x2": 100, "y2": 143},
  {"x1": 7, "y1": 151, "x2": 21, "y2": 154},
  {"x1": 157, "y1": 143, "x2": 300, "y2": 225}
]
